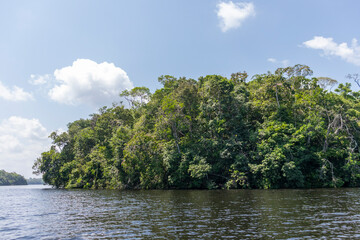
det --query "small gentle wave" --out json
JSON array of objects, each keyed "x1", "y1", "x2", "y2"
[{"x1": 1, "y1": 186, "x2": 360, "y2": 239}]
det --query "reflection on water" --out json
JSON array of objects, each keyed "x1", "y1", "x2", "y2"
[{"x1": 1, "y1": 185, "x2": 360, "y2": 239}]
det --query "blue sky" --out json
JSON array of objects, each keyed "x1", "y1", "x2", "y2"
[{"x1": 0, "y1": 0, "x2": 359, "y2": 177}]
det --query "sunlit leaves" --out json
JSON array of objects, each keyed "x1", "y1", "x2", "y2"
[{"x1": 33, "y1": 66, "x2": 360, "y2": 189}]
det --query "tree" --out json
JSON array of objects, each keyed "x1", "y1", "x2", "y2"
[
  {"x1": 0, "y1": 170, "x2": 27, "y2": 186},
  {"x1": 33, "y1": 65, "x2": 360, "y2": 189},
  {"x1": 120, "y1": 87, "x2": 151, "y2": 108}
]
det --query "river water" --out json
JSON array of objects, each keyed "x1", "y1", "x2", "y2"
[{"x1": 1, "y1": 185, "x2": 360, "y2": 239}]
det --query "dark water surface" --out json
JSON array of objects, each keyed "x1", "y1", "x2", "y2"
[{"x1": 1, "y1": 185, "x2": 360, "y2": 239}]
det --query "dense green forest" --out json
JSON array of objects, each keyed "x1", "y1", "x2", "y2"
[
  {"x1": 33, "y1": 65, "x2": 360, "y2": 189},
  {"x1": 0, "y1": 170, "x2": 27, "y2": 186}
]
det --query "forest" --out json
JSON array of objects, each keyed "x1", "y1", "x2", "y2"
[
  {"x1": 33, "y1": 65, "x2": 360, "y2": 189},
  {"x1": 0, "y1": 170, "x2": 27, "y2": 186}
]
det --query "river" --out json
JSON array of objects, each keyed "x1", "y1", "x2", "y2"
[{"x1": 1, "y1": 185, "x2": 360, "y2": 239}]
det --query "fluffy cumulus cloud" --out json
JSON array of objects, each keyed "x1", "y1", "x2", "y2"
[
  {"x1": 0, "y1": 116, "x2": 50, "y2": 178},
  {"x1": 267, "y1": 58, "x2": 289, "y2": 67},
  {"x1": 48, "y1": 59, "x2": 133, "y2": 106},
  {"x1": 0, "y1": 81, "x2": 33, "y2": 101},
  {"x1": 303, "y1": 36, "x2": 360, "y2": 66},
  {"x1": 217, "y1": 1, "x2": 255, "y2": 32}
]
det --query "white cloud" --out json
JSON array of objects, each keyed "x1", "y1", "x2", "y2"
[
  {"x1": 29, "y1": 74, "x2": 50, "y2": 85},
  {"x1": 0, "y1": 81, "x2": 34, "y2": 101},
  {"x1": 47, "y1": 59, "x2": 133, "y2": 106},
  {"x1": 217, "y1": 1, "x2": 255, "y2": 32},
  {"x1": 0, "y1": 135, "x2": 22, "y2": 153},
  {"x1": 267, "y1": 58, "x2": 289, "y2": 67},
  {"x1": 0, "y1": 116, "x2": 50, "y2": 178},
  {"x1": 0, "y1": 116, "x2": 48, "y2": 140},
  {"x1": 303, "y1": 36, "x2": 360, "y2": 66}
]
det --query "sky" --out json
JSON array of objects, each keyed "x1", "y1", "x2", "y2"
[{"x1": 0, "y1": 0, "x2": 359, "y2": 178}]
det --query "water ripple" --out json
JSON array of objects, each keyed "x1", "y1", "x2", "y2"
[{"x1": 1, "y1": 186, "x2": 360, "y2": 239}]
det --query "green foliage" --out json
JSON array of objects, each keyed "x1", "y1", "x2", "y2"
[
  {"x1": 0, "y1": 170, "x2": 27, "y2": 186},
  {"x1": 33, "y1": 65, "x2": 360, "y2": 189}
]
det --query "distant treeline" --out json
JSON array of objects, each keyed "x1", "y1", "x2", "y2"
[
  {"x1": 26, "y1": 178, "x2": 44, "y2": 185},
  {"x1": 33, "y1": 65, "x2": 360, "y2": 189},
  {"x1": 0, "y1": 170, "x2": 27, "y2": 186}
]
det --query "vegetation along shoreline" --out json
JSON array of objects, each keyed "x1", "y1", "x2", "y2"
[{"x1": 33, "y1": 65, "x2": 360, "y2": 190}]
